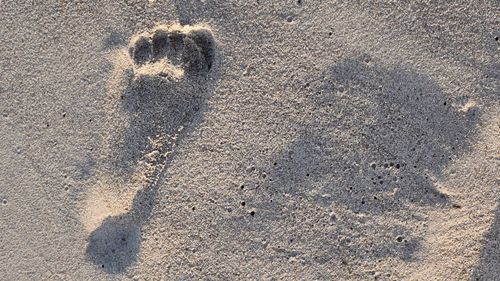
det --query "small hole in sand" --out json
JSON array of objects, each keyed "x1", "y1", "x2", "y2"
[
  {"x1": 241, "y1": 201, "x2": 246, "y2": 207},
  {"x1": 250, "y1": 210, "x2": 255, "y2": 216},
  {"x1": 2, "y1": 199, "x2": 7, "y2": 204},
  {"x1": 396, "y1": 236, "x2": 404, "y2": 242}
]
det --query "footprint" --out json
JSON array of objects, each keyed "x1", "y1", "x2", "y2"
[
  {"x1": 85, "y1": 214, "x2": 141, "y2": 273},
  {"x1": 85, "y1": 23, "x2": 217, "y2": 273},
  {"x1": 128, "y1": 24, "x2": 215, "y2": 78}
]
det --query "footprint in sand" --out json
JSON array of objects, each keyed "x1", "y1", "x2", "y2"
[
  {"x1": 85, "y1": 23, "x2": 216, "y2": 273},
  {"x1": 130, "y1": 24, "x2": 215, "y2": 78}
]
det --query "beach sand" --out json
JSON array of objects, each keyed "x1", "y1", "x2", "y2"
[{"x1": 0, "y1": 1, "x2": 498, "y2": 280}]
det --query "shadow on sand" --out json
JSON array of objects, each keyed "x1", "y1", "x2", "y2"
[{"x1": 222, "y1": 56, "x2": 480, "y2": 266}]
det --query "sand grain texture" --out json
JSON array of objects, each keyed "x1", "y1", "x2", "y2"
[{"x1": 0, "y1": 1, "x2": 498, "y2": 280}]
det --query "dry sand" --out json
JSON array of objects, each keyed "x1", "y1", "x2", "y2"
[{"x1": 0, "y1": 1, "x2": 499, "y2": 280}]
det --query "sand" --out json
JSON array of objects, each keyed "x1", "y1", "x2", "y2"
[{"x1": 0, "y1": 1, "x2": 498, "y2": 280}]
